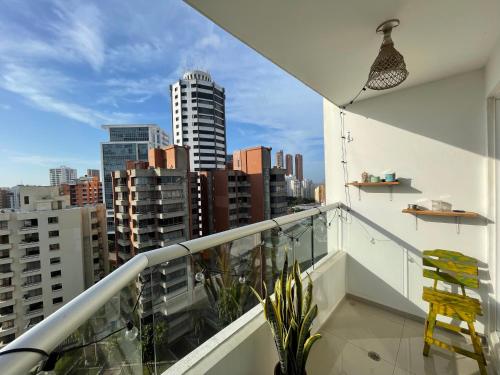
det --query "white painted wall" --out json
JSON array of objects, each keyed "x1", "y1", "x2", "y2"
[{"x1": 324, "y1": 69, "x2": 491, "y2": 332}]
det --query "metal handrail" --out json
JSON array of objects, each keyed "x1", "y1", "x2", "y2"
[{"x1": 0, "y1": 203, "x2": 338, "y2": 375}]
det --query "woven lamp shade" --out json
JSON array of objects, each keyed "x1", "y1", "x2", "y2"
[{"x1": 366, "y1": 19, "x2": 409, "y2": 90}]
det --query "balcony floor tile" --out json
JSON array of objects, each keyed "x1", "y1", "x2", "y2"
[
  {"x1": 307, "y1": 296, "x2": 494, "y2": 375},
  {"x1": 320, "y1": 298, "x2": 404, "y2": 365}
]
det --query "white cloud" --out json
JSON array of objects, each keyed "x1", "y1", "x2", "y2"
[
  {"x1": 51, "y1": 1, "x2": 105, "y2": 71},
  {"x1": 2, "y1": 149, "x2": 98, "y2": 168},
  {"x1": 0, "y1": 65, "x2": 135, "y2": 127}
]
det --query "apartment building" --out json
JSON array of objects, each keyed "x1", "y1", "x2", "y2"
[
  {"x1": 170, "y1": 70, "x2": 227, "y2": 171},
  {"x1": 285, "y1": 153, "x2": 293, "y2": 176},
  {"x1": 294, "y1": 153, "x2": 304, "y2": 181},
  {"x1": 201, "y1": 146, "x2": 287, "y2": 234},
  {"x1": 101, "y1": 124, "x2": 169, "y2": 234},
  {"x1": 86, "y1": 169, "x2": 100, "y2": 179},
  {"x1": 112, "y1": 146, "x2": 197, "y2": 318},
  {"x1": 0, "y1": 189, "x2": 12, "y2": 209},
  {"x1": 0, "y1": 186, "x2": 108, "y2": 347},
  {"x1": 275, "y1": 150, "x2": 284, "y2": 169},
  {"x1": 314, "y1": 184, "x2": 326, "y2": 204},
  {"x1": 61, "y1": 176, "x2": 103, "y2": 207},
  {"x1": 49, "y1": 166, "x2": 77, "y2": 186}
]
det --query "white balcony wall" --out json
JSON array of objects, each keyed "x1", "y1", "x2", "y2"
[{"x1": 324, "y1": 69, "x2": 493, "y2": 333}]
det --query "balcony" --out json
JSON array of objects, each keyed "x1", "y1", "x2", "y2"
[
  {"x1": 115, "y1": 212, "x2": 130, "y2": 220},
  {"x1": 19, "y1": 254, "x2": 40, "y2": 263},
  {"x1": 0, "y1": 244, "x2": 11, "y2": 251},
  {"x1": 2, "y1": 2, "x2": 500, "y2": 375},
  {"x1": 17, "y1": 226, "x2": 38, "y2": 235},
  {"x1": 156, "y1": 210, "x2": 185, "y2": 219},
  {"x1": 157, "y1": 223, "x2": 185, "y2": 233}
]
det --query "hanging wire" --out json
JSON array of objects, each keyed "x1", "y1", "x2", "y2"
[{"x1": 337, "y1": 84, "x2": 368, "y2": 218}]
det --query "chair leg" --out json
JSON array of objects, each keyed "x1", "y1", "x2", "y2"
[
  {"x1": 423, "y1": 309, "x2": 436, "y2": 357},
  {"x1": 466, "y1": 320, "x2": 487, "y2": 375}
]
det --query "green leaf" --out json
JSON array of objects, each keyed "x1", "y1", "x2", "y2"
[
  {"x1": 302, "y1": 333, "x2": 322, "y2": 373},
  {"x1": 296, "y1": 304, "x2": 318, "y2": 371},
  {"x1": 302, "y1": 274, "x2": 313, "y2": 321},
  {"x1": 294, "y1": 261, "x2": 303, "y2": 324}
]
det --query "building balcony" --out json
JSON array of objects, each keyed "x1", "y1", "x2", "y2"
[
  {"x1": 0, "y1": 286, "x2": 14, "y2": 294},
  {"x1": 0, "y1": 244, "x2": 11, "y2": 251},
  {"x1": 22, "y1": 295, "x2": 43, "y2": 305},
  {"x1": 0, "y1": 229, "x2": 9, "y2": 237},
  {"x1": 0, "y1": 258, "x2": 12, "y2": 266},
  {"x1": 115, "y1": 212, "x2": 130, "y2": 220},
  {"x1": 21, "y1": 282, "x2": 42, "y2": 291},
  {"x1": 115, "y1": 199, "x2": 128, "y2": 206},
  {"x1": 130, "y1": 212, "x2": 155, "y2": 220},
  {"x1": 156, "y1": 197, "x2": 184, "y2": 205},
  {"x1": 19, "y1": 254, "x2": 40, "y2": 263},
  {"x1": 17, "y1": 226, "x2": 38, "y2": 235},
  {"x1": 114, "y1": 185, "x2": 128, "y2": 193},
  {"x1": 0, "y1": 272, "x2": 13, "y2": 280},
  {"x1": 18, "y1": 241, "x2": 39, "y2": 249},
  {"x1": 115, "y1": 225, "x2": 130, "y2": 233},
  {"x1": 156, "y1": 210, "x2": 185, "y2": 219},
  {"x1": 132, "y1": 226, "x2": 154, "y2": 235},
  {"x1": 0, "y1": 300, "x2": 14, "y2": 309},
  {"x1": 134, "y1": 238, "x2": 157, "y2": 249},
  {"x1": 0, "y1": 314, "x2": 16, "y2": 324},
  {"x1": 0, "y1": 326, "x2": 16, "y2": 337},
  {"x1": 24, "y1": 308, "x2": 43, "y2": 318},
  {"x1": 157, "y1": 223, "x2": 185, "y2": 233},
  {"x1": 21, "y1": 268, "x2": 41, "y2": 275},
  {"x1": 129, "y1": 184, "x2": 152, "y2": 192}
]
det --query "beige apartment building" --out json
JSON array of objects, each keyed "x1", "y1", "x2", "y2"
[{"x1": 0, "y1": 186, "x2": 108, "y2": 347}]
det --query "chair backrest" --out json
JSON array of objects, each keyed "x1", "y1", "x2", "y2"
[{"x1": 423, "y1": 249, "x2": 479, "y2": 290}]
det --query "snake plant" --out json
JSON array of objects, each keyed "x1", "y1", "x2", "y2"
[{"x1": 252, "y1": 255, "x2": 321, "y2": 375}]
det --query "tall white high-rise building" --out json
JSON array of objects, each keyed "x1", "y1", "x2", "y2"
[
  {"x1": 0, "y1": 186, "x2": 108, "y2": 347},
  {"x1": 49, "y1": 166, "x2": 77, "y2": 186},
  {"x1": 100, "y1": 124, "x2": 169, "y2": 233},
  {"x1": 170, "y1": 71, "x2": 226, "y2": 171}
]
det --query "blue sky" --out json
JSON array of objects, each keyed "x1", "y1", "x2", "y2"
[{"x1": 0, "y1": 0, "x2": 324, "y2": 186}]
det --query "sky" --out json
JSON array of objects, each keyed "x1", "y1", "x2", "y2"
[{"x1": 0, "y1": 0, "x2": 324, "y2": 187}]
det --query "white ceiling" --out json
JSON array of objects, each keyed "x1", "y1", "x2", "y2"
[{"x1": 185, "y1": 0, "x2": 500, "y2": 105}]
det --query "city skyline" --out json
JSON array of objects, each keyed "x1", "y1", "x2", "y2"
[{"x1": 0, "y1": 0, "x2": 324, "y2": 187}]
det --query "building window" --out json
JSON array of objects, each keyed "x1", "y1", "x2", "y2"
[
  {"x1": 49, "y1": 243, "x2": 60, "y2": 251},
  {"x1": 48, "y1": 230, "x2": 59, "y2": 238},
  {"x1": 24, "y1": 196, "x2": 29, "y2": 204},
  {"x1": 53, "y1": 297, "x2": 63, "y2": 304},
  {"x1": 51, "y1": 283, "x2": 62, "y2": 291},
  {"x1": 48, "y1": 217, "x2": 58, "y2": 224},
  {"x1": 50, "y1": 257, "x2": 61, "y2": 265},
  {"x1": 51, "y1": 270, "x2": 61, "y2": 278}
]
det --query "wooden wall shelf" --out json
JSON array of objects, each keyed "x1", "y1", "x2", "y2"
[
  {"x1": 348, "y1": 181, "x2": 400, "y2": 187},
  {"x1": 402, "y1": 209, "x2": 479, "y2": 218}
]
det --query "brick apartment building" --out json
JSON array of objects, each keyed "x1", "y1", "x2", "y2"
[
  {"x1": 200, "y1": 146, "x2": 287, "y2": 234},
  {"x1": 61, "y1": 176, "x2": 103, "y2": 207}
]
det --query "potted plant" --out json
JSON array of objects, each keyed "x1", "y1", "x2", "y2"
[{"x1": 252, "y1": 255, "x2": 321, "y2": 375}]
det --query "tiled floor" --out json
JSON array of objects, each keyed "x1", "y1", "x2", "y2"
[{"x1": 307, "y1": 297, "x2": 494, "y2": 375}]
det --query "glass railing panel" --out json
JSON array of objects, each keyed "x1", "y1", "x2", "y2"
[
  {"x1": 312, "y1": 211, "x2": 329, "y2": 267},
  {"x1": 41, "y1": 280, "x2": 143, "y2": 374},
  {"x1": 29, "y1": 210, "x2": 337, "y2": 374},
  {"x1": 276, "y1": 219, "x2": 309, "y2": 270}
]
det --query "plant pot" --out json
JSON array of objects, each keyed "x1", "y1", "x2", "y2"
[{"x1": 274, "y1": 363, "x2": 307, "y2": 375}]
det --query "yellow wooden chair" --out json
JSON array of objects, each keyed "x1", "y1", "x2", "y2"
[{"x1": 422, "y1": 249, "x2": 486, "y2": 374}]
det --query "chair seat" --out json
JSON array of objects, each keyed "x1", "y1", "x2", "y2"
[{"x1": 422, "y1": 287, "x2": 482, "y2": 317}]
